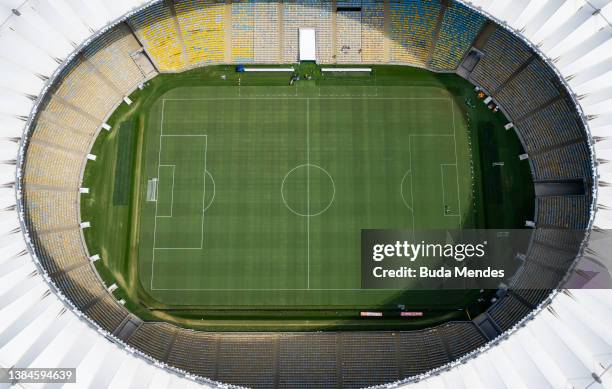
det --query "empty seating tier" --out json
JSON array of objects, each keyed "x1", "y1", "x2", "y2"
[
  {"x1": 360, "y1": 0, "x2": 385, "y2": 63},
  {"x1": 175, "y1": 0, "x2": 227, "y2": 66},
  {"x1": 232, "y1": 0, "x2": 255, "y2": 62},
  {"x1": 283, "y1": 0, "x2": 333, "y2": 63},
  {"x1": 537, "y1": 195, "x2": 590, "y2": 229},
  {"x1": 129, "y1": 2, "x2": 186, "y2": 71},
  {"x1": 22, "y1": 23, "x2": 146, "y2": 338},
  {"x1": 469, "y1": 27, "x2": 532, "y2": 92},
  {"x1": 389, "y1": 0, "x2": 440, "y2": 67},
  {"x1": 429, "y1": 2, "x2": 485, "y2": 70}
]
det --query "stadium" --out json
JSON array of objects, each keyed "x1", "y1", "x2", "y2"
[{"x1": 1, "y1": 0, "x2": 612, "y2": 387}]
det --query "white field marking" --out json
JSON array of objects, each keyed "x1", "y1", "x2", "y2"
[
  {"x1": 156, "y1": 165, "x2": 175, "y2": 218},
  {"x1": 203, "y1": 170, "x2": 216, "y2": 212},
  {"x1": 317, "y1": 86, "x2": 378, "y2": 97},
  {"x1": 399, "y1": 170, "x2": 413, "y2": 212},
  {"x1": 408, "y1": 136, "x2": 416, "y2": 236},
  {"x1": 440, "y1": 163, "x2": 461, "y2": 218},
  {"x1": 162, "y1": 97, "x2": 450, "y2": 101},
  {"x1": 237, "y1": 86, "x2": 298, "y2": 98},
  {"x1": 280, "y1": 164, "x2": 336, "y2": 217},
  {"x1": 150, "y1": 288, "x2": 407, "y2": 291},
  {"x1": 307, "y1": 98, "x2": 310, "y2": 290},
  {"x1": 450, "y1": 100, "x2": 463, "y2": 226},
  {"x1": 151, "y1": 99, "x2": 165, "y2": 290}
]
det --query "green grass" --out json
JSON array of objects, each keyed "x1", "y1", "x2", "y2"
[
  {"x1": 112, "y1": 120, "x2": 137, "y2": 205},
  {"x1": 81, "y1": 65, "x2": 534, "y2": 331}
]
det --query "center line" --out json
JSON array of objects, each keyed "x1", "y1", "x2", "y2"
[{"x1": 306, "y1": 98, "x2": 310, "y2": 290}]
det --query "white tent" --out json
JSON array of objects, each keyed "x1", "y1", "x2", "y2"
[{"x1": 299, "y1": 28, "x2": 316, "y2": 61}]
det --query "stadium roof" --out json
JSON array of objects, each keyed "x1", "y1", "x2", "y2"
[{"x1": 1, "y1": 0, "x2": 612, "y2": 387}]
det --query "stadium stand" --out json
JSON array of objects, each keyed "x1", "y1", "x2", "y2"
[
  {"x1": 53, "y1": 265, "x2": 107, "y2": 307},
  {"x1": 336, "y1": 11, "x2": 362, "y2": 63},
  {"x1": 340, "y1": 333, "x2": 400, "y2": 387},
  {"x1": 536, "y1": 195, "x2": 590, "y2": 229},
  {"x1": 166, "y1": 331, "x2": 218, "y2": 378},
  {"x1": 23, "y1": 143, "x2": 83, "y2": 188},
  {"x1": 24, "y1": 189, "x2": 79, "y2": 232},
  {"x1": 283, "y1": 0, "x2": 333, "y2": 63},
  {"x1": 469, "y1": 27, "x2": 533, "y2": 93},
  {"x1": 232, "y1": 0, "x2": 255, "y2": 62},
  {"x1": 29, "y1": 117, "x2": 93, "y2": 153},
  {"x1": 494, "y1": 58, "x2": 560, "y2": 120},
  {"x1": 127, "y1": 322, "x2": 177, "y2": 361},
  {"x1": 397, "y1": 330, "x2": 449, "y2": 376},
  {"x1": 389, "y1": 0, "x2": 440, "y2": 67},
  {"x1": 84, "y1": 294, "x2": 130, "y2": 333},
  {"x1": 254, "y1": 0, "x2": 281, "y2": 63},
  {"x1": 129, "y1": 2, "x2": 186, "y2": 71},
  {"x1": 516, "y1": 98, "x2": 586, "y2": 151},
  {"x1": 360, "y1": 0, "x2": 385, "y2": 63},
  {"x1": 487, "y1": 294, "x2": 531, "y2": 331},
  {"x1": 438, "y1": 322, "x2": 487, "y2": 358},
  {"x1": 127, "y1": 326, "x2": 484, "y2": 388},
  {"x1": 174, "y1": 0, "x2": 227, "y2": 67},
  {"x1": 29, "y1": 229, "x2": 87, "y2": 275},
  {"x1": 530, "y1": 141, "x2": 592, "y2": 181},
  {"x1": 216, "y1": 335, "x2": 278, "y2": 388},
  {"x1": 81, "y1": 24, "x2": 146, "y2": 92},
  {"x1": 429, "y1": 1, "x2": 485, "y2": 71},
  {"x1": 278, "y1": 333, "x2": 337, "y2": 388}
]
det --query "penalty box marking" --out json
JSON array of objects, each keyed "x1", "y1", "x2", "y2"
[{"x1": 151, "y1": 95, "x2": 208, "y2": 289}]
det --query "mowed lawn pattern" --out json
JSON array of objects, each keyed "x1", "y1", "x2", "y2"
[{"x1": 138, "y1": 85, "x2": 474, "y2": 307}]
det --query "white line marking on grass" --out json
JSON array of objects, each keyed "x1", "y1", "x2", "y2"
[
  {"x1": 163, "y1": 97, "x2": 450, "y2": 101},
  {"x1": 400, "y1": 170, "x2": 413, "y2": 212},
  {"x1": 151, "y1": 99, "x2": 166, "y2": 290},
  {"x1": 408, "y1": 137, "x2": 416, "y2": 236},
  {"x1": 203, "y1": 170, "x2": 216, "y2": 212},
  {"x1": 307, "y1": 99, "x2": 310, "y2": 290},
  {"x1": 201, "y1": 140, "x2": 207, "y2": 249},
  {"x1": 151, "y1": 288, "x2": 407, "y2": 291},
  {"x1": 450, "y1": 100, "x2": 463, "y2": 226},
  {"x1": 280, "y1": 164, "x2": 336, "y2": 217}
]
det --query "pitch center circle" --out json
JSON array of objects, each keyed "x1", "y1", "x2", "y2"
[{"x1": 281, "y1": 163, "x2": 335, "y2": 217}]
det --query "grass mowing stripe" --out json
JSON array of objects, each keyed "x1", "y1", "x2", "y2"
[{"x1": 112, "y1": 120, "x2": 136, "y2": 205}]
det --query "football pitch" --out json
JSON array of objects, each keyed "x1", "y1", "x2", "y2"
[
  {"x1": 140, "y1": 84, "x2": 472, "y2": 305},
  {"x1": 82, "y1": 66, "x2": 534, "y2": 330}
]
